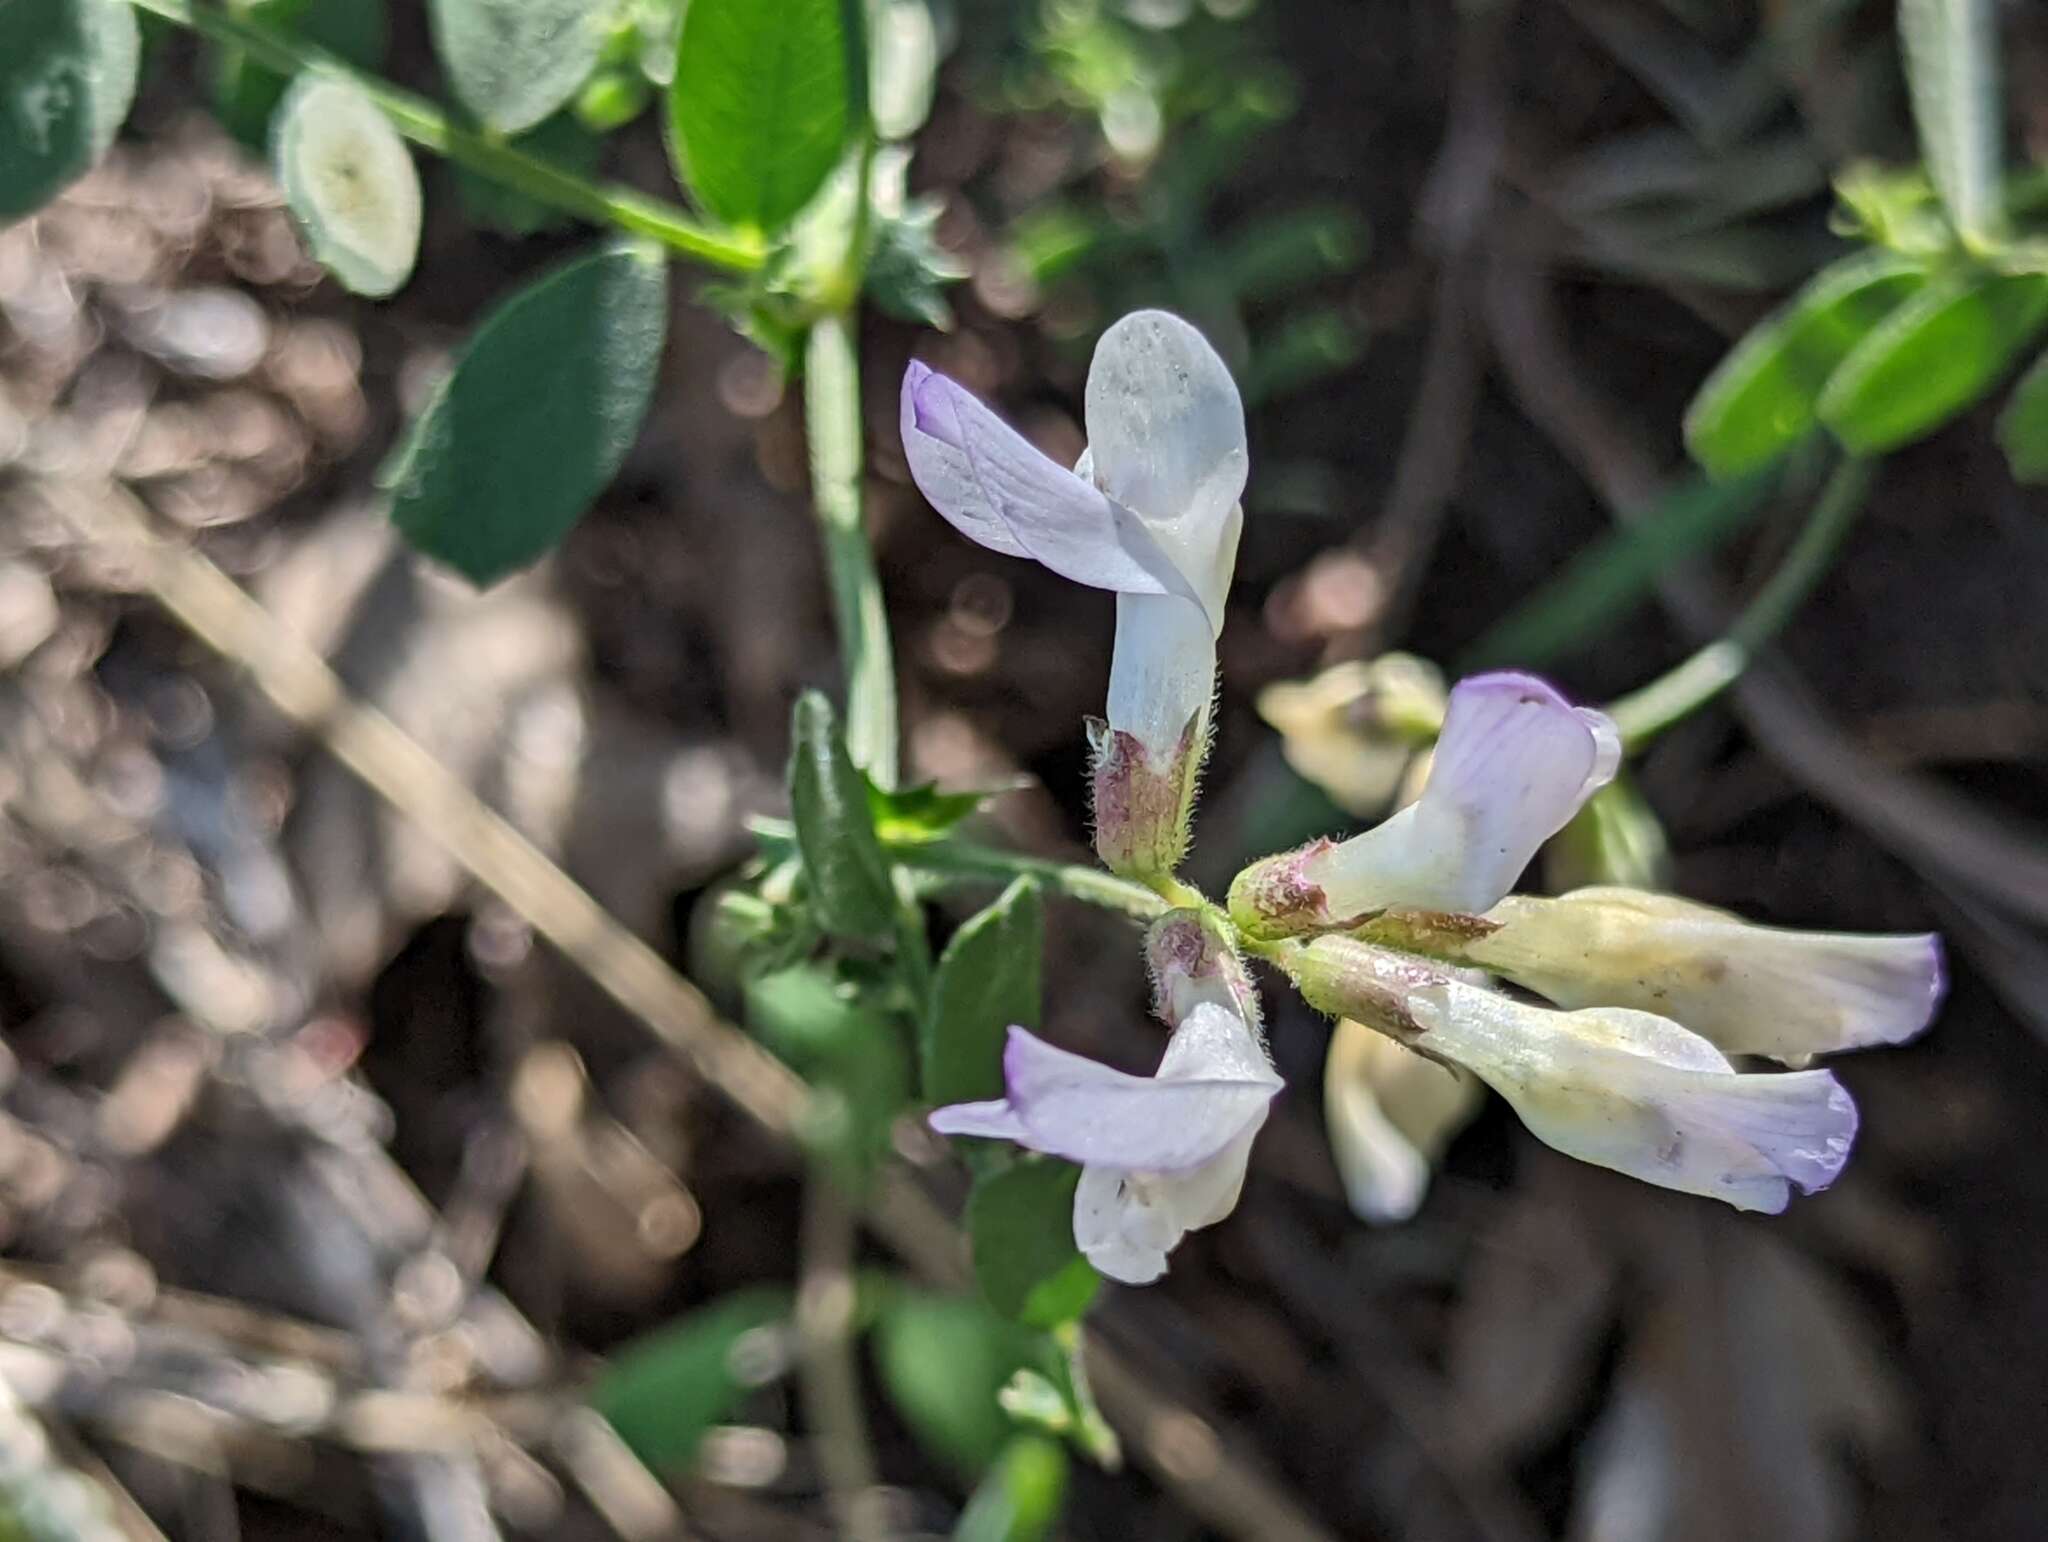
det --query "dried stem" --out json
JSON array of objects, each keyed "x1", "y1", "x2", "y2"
[{"x1": 42, "y1": 480, "x2": 1338, "y2": 1542}]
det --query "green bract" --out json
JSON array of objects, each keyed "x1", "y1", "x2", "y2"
[
  {"x1": 427, "y1": 0, "x2": 608, "y2": 135},
  {"x1": 273, "y1": 74, "x2": 422, "y2": 298},
  {"x1": 383, "y1": 242, "x2": 669, "y2": 584},
  {"x1": 669, "y1": 0, "x2": 853, "y2": 236},
  {"x1": 788, "y1": 692, "x2": 896, "y2": 943},
  {"x1": 0, "y1": 0, "x2": 138, "y2": 219}
]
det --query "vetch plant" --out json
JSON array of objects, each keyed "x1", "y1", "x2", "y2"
[
  {"x1": 8, "y1": 0, "x2": 1961, "y2": 1529},
  {"x1": 907, "y1": 319, "x2": 1943, "y2": 1270}
]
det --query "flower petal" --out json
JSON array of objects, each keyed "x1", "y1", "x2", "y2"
[
  {"x1": 1406, "y1": 981, "x2": 1858, "y2": 1212},
  {"x1": 1473, "y1": 888, "x2": 1946, "y2": 1062},
  {"x1": 925, "y1": 1098, "x2": 1030, "y2": 1143},
  {"x1": 1305, "y1": 672, "x2": 1620, "y2": 915},
  {"x1": 1082, "y1": 311, "x2": 1248, "y2": 592},
  {"x1": 900, "y1": 361, "x2": 1194, "y2": 601},
  {"x1": 1105, "y1": 591, "x2": 1215, "y2": 761},
  {"x1": 1324, "y1": 1018, "x2": 1481, "y2": 1224},
  {"x1": 1072, "y1": 1125, "x2": 1260, "y2": 1284},
  {"x1": 1000, "y1": 1012, "x2": 1279, "y2": 1173}
]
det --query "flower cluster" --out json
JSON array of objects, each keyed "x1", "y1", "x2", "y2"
[{"x1": 901, "y1": 311, "x2": 1943, "y2": 1284}]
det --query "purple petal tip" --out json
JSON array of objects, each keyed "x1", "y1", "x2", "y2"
[
  {"x1": 906, "y1": 366, "x2": 964, "y2": 449},
  {"x1": 1454, "y1": 669, "x2": 1570, "y2": 710}
]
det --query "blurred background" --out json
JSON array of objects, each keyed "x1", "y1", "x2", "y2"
[{"x1": 3, "y1": 0, "x2": 2048, "y2": 1538}]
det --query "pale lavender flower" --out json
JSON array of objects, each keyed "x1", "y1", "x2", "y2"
[
  {"x1": 1467, "y1": 887, "x2": 1946, "y2": 1063},
  {"x1": 929, "y1": 1003, "x2": 1281, "y2": 1283},
  {"x1": 901, "y1": 311, "x2": 1247, "y2": 877},
  {"x1": 1281, "y1": 933, "x2": 1857, "y2": 1213},
  {"x1": 1232, "y1": 671, "x2": 1621, "y2": 934}
]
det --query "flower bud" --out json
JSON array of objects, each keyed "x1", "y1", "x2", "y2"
[
  {"x1": 1145, "y1": 908, "x2": 1260, "y2": 1029},
  {"x1": 1256, "y1": 654, "x2": 1446, "y2": 818},
  {"x1": 1090, "y1": 711, "x2": 1205, "y2": 881}
]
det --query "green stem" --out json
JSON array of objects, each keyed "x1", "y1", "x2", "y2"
[
  {"x1": 128, "y1": 0, "x2": 764, "y2": 273},
  {"x1": 902, "y1": 840, "x2": 1170, "y2": 922},
  {"x1": 804, "y1": 315, "x2": 900, "y2": 787},
  {"x1": 1606, "y1": 456, "x2": 1876, "y2": 751}
]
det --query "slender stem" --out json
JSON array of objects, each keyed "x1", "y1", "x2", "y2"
[
  {"x1": 902, "y1": 840, "x2": 1171, "y2": 921},
  {"x1": 796, "y1": 1174, "x2": 885, "y2": 1541},
  {"x1": 126, "y1": 0, "x2": 764, "y2": 273},
  {"x1": 1606, "y1": 456, "x2": 1877, "y2": 751},
  {"x1": 804, "y1": 315, "x2": 900, "y2": 787}
]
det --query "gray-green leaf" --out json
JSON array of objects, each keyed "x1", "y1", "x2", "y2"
[
  {"x1": 789, "y1": 691, "x2": 896, "y2": 942},
  {"x1": 1683, "y1": 252, "x2": 1926, "y2": 479},
  {"x1": 591, "y1": 1289, "x2": 793, "y2": 1471},
  {"x1": 383, "y1": 242, "x2": 668, "y2": 584},
  {"x1": 212, "y1": 0, "x2": 389, "y2": 150},
  {"x1": 1995, "y1": 348, "x2": 2048, "y2": 483},
  {"x1": 428, "y1": 0, "x2": 608, "y2": 135},
  {"x1": 1817, "y1": 271, "x2": 2048, "y2": 454},
  {"x1": 274, "y1": 74, "x2": 421, "y2": 298},
  {"x1": 0, "y1": 0, "x2": 138, "y2": 219},
  {"x1": 968, "y1": 1161, "x2": 1100, "y2": 1329},
  {"x1": 1898, "y1": 0, "x2": 2003, "y2": 248},
  {"x1": 924, "y1": 877, "x2": 1041, "y2": 1107},
  {"x1": 954, "y1": 1435, "x2": 1068, "y2": 1542},
  {"x1": 669, "y1": 0, "x2": 853, "y2": 236},
  {"x1": 873, "y1": 1291, "x2": 1050, "y2": 1476}
]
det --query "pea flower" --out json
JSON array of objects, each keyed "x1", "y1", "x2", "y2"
[
  {"x1": 928, "y1": 911, "x2": 1279, "y2": 1284},
  {"x1": 1458, "y1": 887, "x2": 1945, "y2": 1063},
  {"x1": 1323, "y1": 1016, "x2": 1480, "y2": 1223},
  {"x1": 1231, "y1": 671, "x2": 1620, "y2": 935},
  {"x1": 1282, "y1": 935, "x2": 1856, "y2": 1213},
  {"x1": 900, "y1": 310, "x2": 1248, "y2": 879}
]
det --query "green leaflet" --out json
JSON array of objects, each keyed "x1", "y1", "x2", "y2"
[{"x1": 383, "y1": 242, "x2": 668, "y2": 584}]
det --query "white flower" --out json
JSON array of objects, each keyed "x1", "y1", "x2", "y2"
[
  {"x1": 900, "y1": 310, "x2": 1247, "y2": 763},
  {"x1": 1467, "y1": 887, "x2": 1946, "y2": 1063},
  {"x1": 1402, "y1": 974, "x2": 1857, "y2": 1213},
  {"x1": 1233, "y1": 671, "x2": 1620, "y2": 933},
  {"x1": 927, "y1": 1004, "x2": 1281, "y2": 1283},
  {"x1": 1323, "y1": 1017, "x2": 1480, "y2": 1223}
]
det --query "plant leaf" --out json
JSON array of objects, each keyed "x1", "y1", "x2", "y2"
[
  {"x1": 873, "y1": 1291, "x2": 1050, "y2": 1475},
  {"x1": 383, "y1": 241, "x2": 668, "y2": 584},
  {"x1": 968, "y1": 1161, "x2": 1100, "y2": 1329},
  {"x1": 591, "y1": 1288, "x2": 794, "y2": 1471},
  {"x1": 866, "y1": 778, "x2": 1013, "y2": 845},
  {"x1": 953, "y1": 1434, "x2": 1069, "y2": 1542},
  {"x1": 0, "y1": 0, "x2": 139, "y2": 219},
  {"x1": 924, "y1": 876, "x2": 1042, "y2": 1106},
  {"x1": 273, "y1": 74, "x2": 421, "y2": 298},
  {"x1": 1684, "y1": 252, "x2": 1927, "y2": 478},
  {"x1": 427, "y1": 0, "x2": 608, "y2": 135},
  {"x1": 212, "y1": 0, "x2": 388, "y2": 149},
  {"x1": 743, "y1": 964, "x2": 912, "y2": 1185},
  {"x1": 1817, "y1": 271, "x2": 2048, "y2": 453},
  {"x1": 669, "y1": 0, "x2": 852, "y2": 235},
  {"x1": 789, "y1": 691, "x2": 896, "y2": 942},
  {"x1": 1996, "y1": 348, "x2": 2048, "y2": 483},
  {"x1": 1898, "y1": 0, "x2": 2003, "y2": 247}
]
